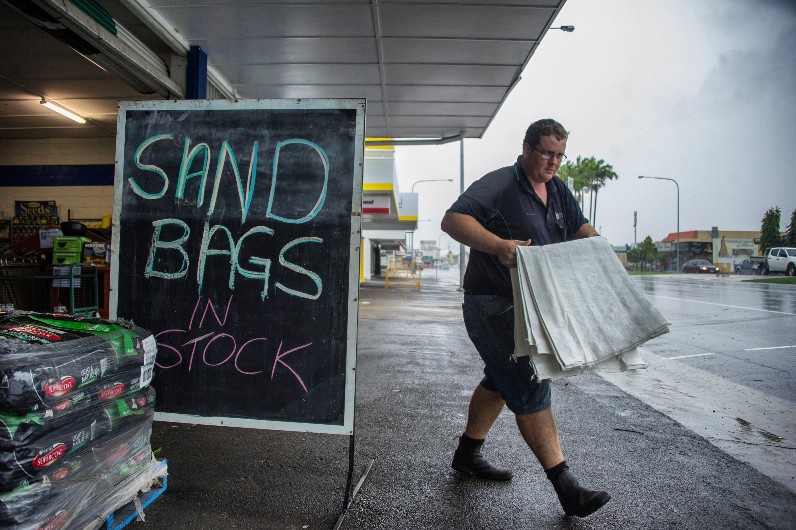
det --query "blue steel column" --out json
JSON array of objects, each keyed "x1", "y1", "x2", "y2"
[{"x1": 186, "y1": 45, "x2": 207, "y2": 99}]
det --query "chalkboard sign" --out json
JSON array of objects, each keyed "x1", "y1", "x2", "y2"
[{"x1": 110, "y1": 99, "x2": 364, "y2": 435}]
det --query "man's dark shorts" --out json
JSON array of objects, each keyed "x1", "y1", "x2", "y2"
[{"x1": 463, "y1": 294, "x2": 551, "y2": 415}]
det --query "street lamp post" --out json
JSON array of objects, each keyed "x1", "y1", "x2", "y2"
[
  {"x1": 411, "y1": 178, "x2": 453, "y2": 192},
  {"x1": 436, "y1": 233, "x2": 451, "y2": 279},
  {"x1": 408, "y1": 219, "x2": 431, "y2": 257},
  {"x1": 638, "y1": 176, "x2": 680, "y2": 272},
  {"x1": 409, "y1": 179, "x2": 452, "y2": 268}
]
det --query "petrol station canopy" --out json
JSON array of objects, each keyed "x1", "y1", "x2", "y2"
[
  {"x1": 0, "y1": 0, "x2": 568, "y2": 143},
  {"x1": 0, "y1": 0, "x2": 569, "y2": 247}
]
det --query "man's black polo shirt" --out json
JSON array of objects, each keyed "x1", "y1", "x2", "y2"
[{"x1": 447, "y1": 156, "x2": 588, "y2": 298}]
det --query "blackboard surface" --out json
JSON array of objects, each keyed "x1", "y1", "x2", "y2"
[{"x1": 111, "y1": 99, "x2": 364, "y2": 434}]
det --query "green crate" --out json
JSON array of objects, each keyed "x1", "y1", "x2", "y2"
[
  {"x1": 53, "y1": 251, "x2": 83, "y2": 265},
  {"x1": 53, "y1": 236, "x2": 89, "y2": 253}
]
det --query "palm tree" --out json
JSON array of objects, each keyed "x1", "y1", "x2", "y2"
[
  {"x1": 572, "y1": 160, "x2": 591, "y2": 213},
  {"x1": 578, "y1": 157, "x2": 597, "y2": 219},
  {"x1": 557, "y1": 160, "x2": 581, "y2": 206},
  {"x1": 558, "y1": 157, "x2": 590, "y2": 213},
  {"x1": 557, "y1": 159, "x2": 577, "y2": 187},
  {"x1": 589, "y1": 158, "x2": 618, "y2": 227},
  {"x1": 557, "y1": 156, "x2": 619, "y2": 226}
]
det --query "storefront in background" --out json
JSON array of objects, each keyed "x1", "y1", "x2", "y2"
[{"x1": 713, "y1": 236, "x2": 758, "y2": 273}]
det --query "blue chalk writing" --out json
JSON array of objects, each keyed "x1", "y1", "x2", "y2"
[
  {"x1": 146, "y1": 218, "x2": 190, "y2": 279},
  {"x1": 266, "y1": 139, "x2": 329, "y2": 224},
  {"x1": 276, "y1": 237, "x2": 324, "y2": 300},
  {"x1": 130, "y1": 134, "x2": 174, "y2": 199},
  {"x1": 207, "y1": 140, "x2": 259, "y2": 224},
  {"x1": 176, "y1": 139, "x2": 211, "y2": 205}
]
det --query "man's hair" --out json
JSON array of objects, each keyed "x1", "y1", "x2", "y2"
[{"x1": 523, "y1": 119, "x2": 569, "y2": 146}]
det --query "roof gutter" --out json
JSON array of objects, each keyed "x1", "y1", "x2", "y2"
[{"x1": 365, "y1": 131, "x2": 466, "y2": 147}]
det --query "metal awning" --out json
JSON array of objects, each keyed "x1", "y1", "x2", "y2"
[{"x1": 0, "y1": 0, "x2": 567, "y2": 142}]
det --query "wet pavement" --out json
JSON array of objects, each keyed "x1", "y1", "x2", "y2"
[{"x1": 130, "y1": 272, "x2": 796, "y2": 530}]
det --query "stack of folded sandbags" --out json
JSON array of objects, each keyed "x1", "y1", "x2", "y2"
[
  {"x1": 0, "y1": 311, "x2": 166, "y2": 530},
  {"x1": 512, "y1": 237, "x2": 670, "y2": 379}
]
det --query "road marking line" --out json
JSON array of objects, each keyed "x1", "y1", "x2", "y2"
[
  {"x1": 666, "y1": 352, "x2": 717, "y2": 360},
  {"x1": 599, "y1": 349, "x2": 796, "y2": 493},
  {"x1": 646, "y1": 294, "x2": 796, "y2": 316},
  {"x1": 744, "y1": 345, "x2": 796, "y2": 351}
]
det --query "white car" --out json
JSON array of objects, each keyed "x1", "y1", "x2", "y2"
[{"x1": 763, "y1": 247, "x2": 796, "y2": 276}]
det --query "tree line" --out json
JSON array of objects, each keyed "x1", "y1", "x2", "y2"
[{"x1": 760, "y1": 207, "x2": 796, "y2": 252}]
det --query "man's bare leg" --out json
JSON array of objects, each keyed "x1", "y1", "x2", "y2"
[
  {"x1": 463, "y1": 384, "x2": 504, "y2": 438},
  {"x1": 515, "y1": 407, "x2": 563, "y2": 468},
  {"x1": 452, "y1": 384, "x2": 512, "y2": 480},
  {"x1": 517, "y1": 407, "x2": 610, "y2": 518}
]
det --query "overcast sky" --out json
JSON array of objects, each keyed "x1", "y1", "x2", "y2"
[{"x1": 394, "y1": 0, "x2": 796, "y2": 250}]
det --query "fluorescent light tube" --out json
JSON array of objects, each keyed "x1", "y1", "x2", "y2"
[{"x1": 40, "y1": 99, "x2": 87, "y2": 124}]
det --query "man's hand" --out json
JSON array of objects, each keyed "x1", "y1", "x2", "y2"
[
  {"x1": 442, "y1": 212, "x2": 531, "y2": 268},
  {"x1": 495, "y1": 239, "x2": 532, "y2": 268},
  {"x1": 574, "y1": 223, "x2": 599, "y2": 239}
]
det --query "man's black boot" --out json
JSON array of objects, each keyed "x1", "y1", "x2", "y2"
[
  {"x1": 451, "y1": 435, "x2": 513, "y2": 481},
  {"x1": 549, "y1": 468, "x2": 610, "y2": 517}
]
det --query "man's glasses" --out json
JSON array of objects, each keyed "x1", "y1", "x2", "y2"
[{"x1": 531, "y1": 145, "x2": 567, "y2": 161}]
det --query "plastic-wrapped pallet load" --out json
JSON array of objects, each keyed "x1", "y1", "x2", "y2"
[
  {"x1": 0, "y1": 312, "x2": 155, "y2": 414},
  {"x1": 0, "y1": 310, "x2": 166, "y2": 530},
  {"x1": 0, "y1": 418, "x2": 159, "y2": 529},
  {"x1": 0, "y1": 387, "x2": 156, "y2": 489}
]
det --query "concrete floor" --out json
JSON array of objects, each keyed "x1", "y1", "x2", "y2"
[{"x1": 129, "y1": 273, "x2": 796, "y2": 530}]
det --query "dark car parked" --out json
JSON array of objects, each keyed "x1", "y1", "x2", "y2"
[
  {"x1": 683, "y1": 259, "x2": 720, "y2": 274},
  {"x1": 734, "y1": 259, "x2": 760, "y2": 275}
]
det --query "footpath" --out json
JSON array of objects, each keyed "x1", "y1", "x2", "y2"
[{"x1": 131, "y1": 273, "x2": 795, "y2": 530}]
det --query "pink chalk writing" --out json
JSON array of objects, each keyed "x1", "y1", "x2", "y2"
[{"x1": 155, "y1": 295, "x2": 310, "y2": 392}]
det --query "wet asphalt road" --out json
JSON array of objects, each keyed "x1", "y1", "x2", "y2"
[
  {"x1": 605, "y1": 273, "x2": 796, "y2": 496},
  {"x1": 631, "y1": 274, "x2": 796, "y2": 402},
  {"x1": 128, "y1": 271, "x2": 796, "y2": 530}
]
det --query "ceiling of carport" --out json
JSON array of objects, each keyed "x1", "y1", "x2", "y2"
[{"x1": 0, "y1": 0, "x2": 567, "y2": 142}]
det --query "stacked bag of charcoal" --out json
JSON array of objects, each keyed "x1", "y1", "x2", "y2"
[{"x1": 0, "y1": 310, "x2": 166, "y2": 530}]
